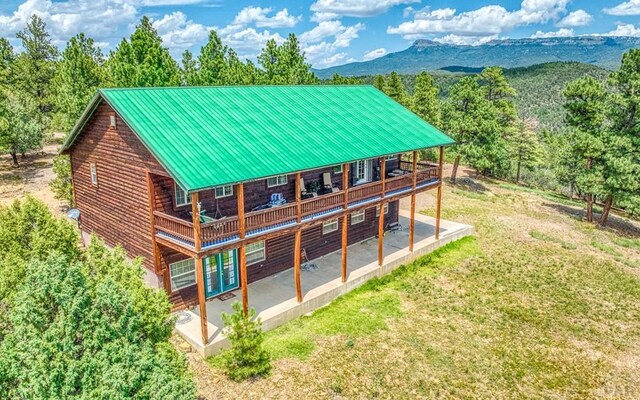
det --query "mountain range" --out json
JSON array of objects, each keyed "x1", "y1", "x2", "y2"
[{"x1": 314, "y1": 36, "x2": 640, "y2": 78}]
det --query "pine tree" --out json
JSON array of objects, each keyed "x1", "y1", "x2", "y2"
[
  {"x1": 0, "y1": 91, "x2": 43, "y2": 166},
  {"x1": 107, "y1": 17, "x2": 181, "y2": 87},
  {"x1": 412, "y1": 71, "x2": 439, "y2": 126},
  {"x1": 0, "y1": 38, "x2": 14, "y2": 88},
  {"x1": 373, "y1": 74, "x2": 385, "y2": 91},
  {"x1": 507, "y1": 118, "x2": 543, "y2": 183},
  {"x1": 12, "y1": 15, "x2": 58, "y2": 130},
  {"x1": 257, "y1": 34, "x2": 317, "y2": 85},
  {"x1": 51, "y1": 33, "x2": 105, "y2": 132},
  {"x1": 181, "y1": 50, "x2": 197, "y2": 86},
  {"x1": 196, "y1": 30, "x2": 228, "y2": 86},
  {"x1": 384, "y1": 71, "x2": 409, "y2": 106},
  {"x1": 563, "y1": 76, "x2": 607, "y2": 222}
]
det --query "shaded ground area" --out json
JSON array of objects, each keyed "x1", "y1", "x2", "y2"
[
  {"x1": 183, "y1": 175, "x2": 640, "y2": 399},
  {"x1": 0, "y1": 139, "x2": 65, "y2": 213}
]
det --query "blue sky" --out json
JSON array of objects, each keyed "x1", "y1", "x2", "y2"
[{"x1": 2, "y1": 0, "x2": 640, "y2": 68}]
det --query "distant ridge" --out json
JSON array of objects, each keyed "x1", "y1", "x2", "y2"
[{"x1": 314, "y1": 36, "x2": 640, "y2": 78}]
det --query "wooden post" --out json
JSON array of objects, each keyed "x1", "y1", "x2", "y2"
[
  {"x1": 378, "y1": 158, "x2": 386, "y2": 266},
  {"x1": 237, "y1": 183, "x2": 249, "y2": 316},
  {"x1": 409, "y1": 151, "x2": 417, "y2": 252},
  {"x1": 294, "y1": 172, "x2": 302, "y2": 302},
  {"x1": 341, "y1": 163, "x2": 349, "y2": 282},
  {"x1": 435, "y1": 146, "x2": 444, "y2": 240},
  {"x1": 191, "y1": 191, "x2": 208, "y2": 345}
]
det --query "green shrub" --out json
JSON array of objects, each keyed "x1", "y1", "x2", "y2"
[{"x1": 221, "y1": 302, "x2": 271, "y2": 381}]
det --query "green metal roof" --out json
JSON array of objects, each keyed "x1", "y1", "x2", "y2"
[{"x1": 62, "y1": 86, "x2": 454, "y2": 192}]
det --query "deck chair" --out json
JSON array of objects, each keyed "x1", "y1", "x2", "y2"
[
  {"x1": 300, "y1": 177, "x2": 316, "y2": 199},
  {"x1": 300, "y1": 248, "x2": 318, "y2": 271},
  {"x1": 322, "y1": 172, "x2": 339, "y2": 193}
]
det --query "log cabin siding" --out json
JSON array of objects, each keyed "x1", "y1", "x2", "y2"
[
  {"x1": 71, "y1": 102, "x2": 166, "y2": 277},
  {"x1": 163, "y1": 200, "x2": 399, "y2": 308}
]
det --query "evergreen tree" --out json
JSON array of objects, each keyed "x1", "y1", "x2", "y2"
[
  {"x1": 384, "y1": 71, "x2": 409, "y2": 106},
  {"x1": 180, "y1": 49, "x2": 198, "y2": 86},
  {"x1": 330, "y1": 73, "x2": 362, "y2": 84},
  {"x1": 373, "y1": 74, "x2": 385, "y2": 91},
  {"x1": 563, "y1": 76, "x2": 607, "y2": 222},
  {"x1": 0, "y1": 38, "x2": 14, "y2": 88},
  {"x1": 51, "y1": 33, "x2": 105, "y2": 132},
  {"x1": 412, "y1": 71, "x2": 439, "y2": 126},
  {"x1": 257, "y1": 34, "x2": 317, "y2": 85},
  {"x1": 107, "y1": 17, "x2": 181, "y2": 87},
  {"x1": 12, "y1": 15, "x2": 58, "y2": 130},
  {"x1": 49, "y1": 155, "x2": 74, "y2": 206},
  {"x1": 507, "y1": 118, "x2": 543, "y2": 183},
  {"x1": 0, "y1": 91, "x2": 43, "y2": 166},
  {"x1": 196, "y1": 30, "x2": 228, "y2": 86}
]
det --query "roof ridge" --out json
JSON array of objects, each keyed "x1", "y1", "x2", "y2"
[{"x1": 99, "y1": 85, "x2": 376, "y2": 92}]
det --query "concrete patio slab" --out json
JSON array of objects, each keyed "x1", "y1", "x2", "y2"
[{"x1": 175, "y1": 211, "x2": 473, "y2": 357}]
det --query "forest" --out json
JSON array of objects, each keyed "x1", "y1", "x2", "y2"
[{"x1": 0, "y1": 13, "x2": 639, "y2": 397}]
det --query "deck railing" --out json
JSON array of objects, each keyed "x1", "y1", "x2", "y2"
[{"x1": 154, "y1": 165, "x2": 440, "y2": 248}]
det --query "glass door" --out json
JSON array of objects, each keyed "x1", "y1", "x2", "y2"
[
  {"x1": 203, "y1": 249, "x2": 239, "y2": 298},
  {"x1": 203, "y1": 255, "x2": 220, "y2": 298}
]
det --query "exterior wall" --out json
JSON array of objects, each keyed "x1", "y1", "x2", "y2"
[
  {"x1": 164, "y1": 201, "x2": 399, "y2": 308},
  {"x1": 70, "y1": 101, "x2": 166, "y2": 287}
]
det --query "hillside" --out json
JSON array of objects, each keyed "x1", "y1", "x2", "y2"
[
  {"x1": 315, "y1": 36, "x2": 639, "y2": 78},
  {"x1": 357, "y1": 62, "x2": 609, "y2": 132}
]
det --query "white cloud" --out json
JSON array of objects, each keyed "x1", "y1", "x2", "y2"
[
  {"x1": 601, "y1": 23, "x2": 640, "y2": 36},
  {"x1": 300, "y1": 20, "x2": 364, "y2": 67},
  {"x1": 152, "y1": 11, "x2": 208, "y2": 56},
  {"x1": 434, "y1": 34, "x2": 499, "y2": 46},
  {"x1": 556, "y1": 10, "x2": 592, "y2": 28},
  {"x1": 388, "y1": 0, "x2": 570, "y2": 40},
  {"x1": 531, "y1": 28, "x2": 574, "y2": 38},
  {"x1": 310, "y1": 0, "x2": 418, "y2": 19},
  {"x1": 232, "y1": 6, "x2": 300, "y2": 28},
  {"x1": 363, "y1": 47, "x2": 387, "y2": 60},
  {"x1": 603, "y1": 0, "x2": 640, "y2": 16}
]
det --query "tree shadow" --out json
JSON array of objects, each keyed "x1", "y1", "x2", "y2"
[{"x1": 543, "y1": 202, "x2": 640, "y2": 238}]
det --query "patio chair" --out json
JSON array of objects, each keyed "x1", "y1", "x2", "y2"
[
  {"x1": 322, "y1": 172, "x2": 339, "y2": 193},
  {"x1": 269, "y1": 193, "x2": 287, "y2": 206},
  {"x1": 300, "y1": 177, "x2": 317, "y2": 200},
  {"x1": 300, "y1": 248, "x2": 318, "y2": 271}
]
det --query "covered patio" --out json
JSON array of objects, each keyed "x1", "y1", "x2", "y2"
[{"x1": 175, "y1": 210, "x2": 473, "y2": 357}]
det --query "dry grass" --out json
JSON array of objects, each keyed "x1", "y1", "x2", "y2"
[{"x1": 187, "y1": 177, "x2": 640, "y2": 399}]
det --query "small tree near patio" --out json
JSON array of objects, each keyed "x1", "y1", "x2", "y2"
[{"x1": 221, "y1": 302, "x2": 271, "y2": 381}]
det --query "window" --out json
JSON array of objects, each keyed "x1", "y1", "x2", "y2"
[
  {"x1": 322, "y1": 219, "x2": 339, "y2": 234},
  {"x1": 376, "y1": 203, "x2": 389, "y2": 217},
  {"x1": 351, "y1": 210, "x2": 365, "y2": 225},
  {"x1": 246, "y1": 240, "x2": 266, "y2": 265},
  {"x1": 169, "y1": 258, "x2": 196, "y2": 291},
  {"x1": 267, "y1": 175, "x2": 287, "y2": 187},
  {"x1": 332, "y1": 165, "x2": 343, "y2": 174},
  {"x1": 385, "y1": 155, "x2": 396, "y2": 161},
  {"x1": 215, "y1": 185, "x2": 233, "y2": 198},
  {"x1": 109, "y1": 114, "x2": 116, "y2": 129},
  {"x1": 355, "y1": 160, "x2": 370, "y2": 184},
  {"x1": 175, "y1": 184, "x2": 191, "y2": 206},
  {"x1": 90, "y1": 163, "x2": 98, "y2": 186}
]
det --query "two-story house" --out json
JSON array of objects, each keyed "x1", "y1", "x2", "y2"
[{"x1": 61, "y1": 85, "x2": 455, "y2": 348}]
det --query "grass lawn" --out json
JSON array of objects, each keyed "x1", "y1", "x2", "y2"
[{"x1": 192, "y1": 178, "x2": 640, "y2": 399}]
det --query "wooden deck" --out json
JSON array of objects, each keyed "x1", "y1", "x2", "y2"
[{"x1": 154, "y1": 163, "x2": 439, "y2": 253}]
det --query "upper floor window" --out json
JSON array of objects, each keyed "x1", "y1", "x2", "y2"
[
  {"x1": 385, "y1": 155, "x2": 396, "y2": 161},
  {"x1": 109, "y1": 114, "x2": 117, "y2": 129},
  {"x1": 355, "y1": 160, "x2": 370, "y2": 184},
  {"x1": 215, "y1": 185, "x2": 233, "y2": 198},
  {"x1": 332, "y1": 165, "x2": 343, "y2": 174},
  {"x1": 267, "y1": 175, "x2": 287, "y2": 188},
  {"x1": 175, "y1": 184, "x2": 191, "y2": 206},
  {"x1": 90, "y1": 163, "x2": 98, "y2": 186}
]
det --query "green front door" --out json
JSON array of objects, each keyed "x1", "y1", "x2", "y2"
[{"x1": 204, "y1": 249, "x2": 239, "y2": 298}]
